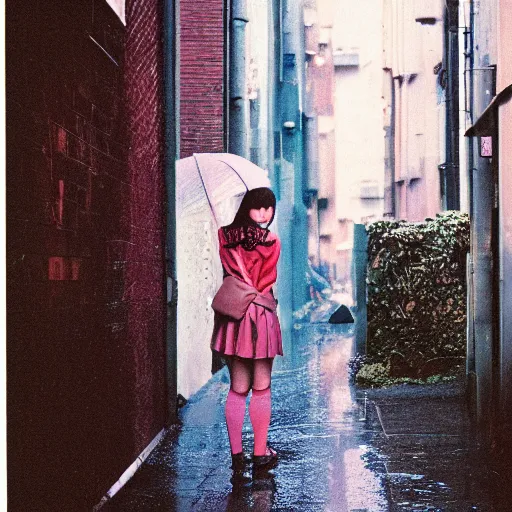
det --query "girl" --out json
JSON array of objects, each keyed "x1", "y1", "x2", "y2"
[{"x1": 210, "y1": 187, "x2": 282, "y2": 476}]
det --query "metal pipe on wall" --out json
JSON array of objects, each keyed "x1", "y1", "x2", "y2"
[
  {"x1": 250, "y1": 98, "x2": 261, "y2": 166},
  {"x1": 443, "y1": 3, "x2": 460, "y2": 211},
  {"x1": 229, "y1": 0, "x2": 249, "y2": 157},
  {"x1": 458, "y1": 0, "x2": 470, "y2": 214},
  {"x1": 448, "y1": 26, "x2": 460, "y2": 210},
  {"x1": 465, "y1": 0, "x2": 476, "y2": 383},
  {"x1": 163, "y1": 0, "x2": 179, "y2": 426},
  {"x1": 470, "y1": 66, "x2": 495, "y2": 440},
  {"x1": 281, "y1": 0, "x2": 309, "y2": 311},
  {"x1": 303, "y1": 114, "x2": 319, "y2": 193},
  {"x1": 389, "y1": 71, "x2": 396, "y2": 218}
]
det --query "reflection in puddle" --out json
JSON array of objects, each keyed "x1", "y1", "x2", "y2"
[
  {"x1": 316, "y1": 329, "x2": 388, "y2": 511},
  {"x1": 108, "y1": 322, "x2": 498, "y2": 511},
  {"x1": 343, "y1": 447, "x2": 388, "y2": 511}
]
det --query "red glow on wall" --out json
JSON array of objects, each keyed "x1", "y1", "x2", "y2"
[
  {"x1": 56, "y1": 127, "x2": 67, "y2": 154},
  {"x1": 48, "y1": 256, "x2": 81, "y2": 280},
  {"x1": 58, "y1": 180, "x2": 64, "y2": 224}
]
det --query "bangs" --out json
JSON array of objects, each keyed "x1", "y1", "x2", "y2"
[{"x1": 244, "y1": 187, "x2": 276, "y2": 209}]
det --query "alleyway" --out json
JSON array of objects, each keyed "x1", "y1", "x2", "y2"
[
  {"x1": 7, "y1": 1, "x2": 512, "y2": 510},
  {"x1": 104, "y1": 319, "x2": 504, "y2": 512}
]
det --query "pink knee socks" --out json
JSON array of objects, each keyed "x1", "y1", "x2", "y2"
[
  {"x1": 225, "y1": 387, "x2": 272, "y2": 456},
  {"x1": 249, "y1": 387, "x2": 272, "y2": 456},
  {"x1": 225, "y1": 389, "x2": 248, "y2": 455}
]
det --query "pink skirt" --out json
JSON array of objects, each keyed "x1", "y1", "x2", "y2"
[{"x1": 211, "y1": 302, "x2": 283, "y2": 359}]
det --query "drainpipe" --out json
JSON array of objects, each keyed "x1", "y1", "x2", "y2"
[
  {"x1": 471, "y1": 66, "x2": 495, "y2": 442},
  {"x1": 303, "y1": 112, "x2": 319, "y2": 264},
  {"x1": 303, "y1": 17, "x2": 319, "y2": 270},
  {"x1": 250, "y1": 97, "x2": 261, "y2": 166},
  {"x1": 448, "y1": 23, "x2": 460, "y2": 210},
  {"x1": 303, "y1": 114, "x2": 319, "y2": 193},
  {"x1": 163, "y1": 0, "x2": 179, "y2": 426},
  {"x1": 442, "y1": 3, "x2": 460, "y2": 210},
  {"x1": 389, "y1": 71, "x2": 396, "y2": 218},
  {"x1": 281, "y1": 0, "x2": 309, "y2": 311},
  {"x1": 229, "y1": 0, "x2": 249, "y2": 157},
  {"x1": 465, "y1": 0, "x2": 476, "y2": 403},
  {"x1": 458, "y1": 0, "x2": 470, "y2": 214}
]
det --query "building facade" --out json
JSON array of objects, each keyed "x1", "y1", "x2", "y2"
[
  {"x1": 382, "y1": 0, "x2": 449, "y2": 221},
  {"x1": 462, "y1": 0, "x2": 512, "y2": 458},
  {"x1": 7, "y1": 0, "x2": 170, "y2": 508},
  {"x1": 303, "y1": 0, "x2": 386, "y2": 287},
  {"x1": 332, "y1": 0, "x2": 386, "y2": 284}
]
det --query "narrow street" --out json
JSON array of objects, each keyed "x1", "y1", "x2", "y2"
[
  {"x1": 6, "y1": 1, "x2": 512, "y2": 510},
  {"x1": 105, "y1": 318, "x2": 501, "y2": 512}
]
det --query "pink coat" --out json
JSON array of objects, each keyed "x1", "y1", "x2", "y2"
[{"x1": 210, "y1": 227, "x2": 283, "y2": 359}]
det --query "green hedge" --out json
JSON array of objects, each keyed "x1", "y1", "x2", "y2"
[{"x1": 366, "y1": 211, "x2": 469, "y2": 373}]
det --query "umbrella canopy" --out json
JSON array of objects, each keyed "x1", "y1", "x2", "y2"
[{"x1": 176, "y1": 153, "x2": 271, "y2": 226}]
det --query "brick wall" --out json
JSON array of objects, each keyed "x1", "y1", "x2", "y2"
[
  {"x1": 180, "y1": 0, "x2": 226, "y2": 157},
  {"x1": 124, "y1": 0, "x2": 167, "y2": 462},
  {"x1": 7, "y1": 0, "x2": 167, "y2": 509}
]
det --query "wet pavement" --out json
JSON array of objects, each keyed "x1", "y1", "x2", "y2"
[{"x1": 105, "y1": 321, "x2": 507, "y2": 512}]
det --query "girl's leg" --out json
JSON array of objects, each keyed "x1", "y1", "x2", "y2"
[
  {"x1": 249, "y1": 358, "x2": 274, "y2": 456},
  {"x1": 225, "y1": 356, "x2": 252, "y2": 455}
]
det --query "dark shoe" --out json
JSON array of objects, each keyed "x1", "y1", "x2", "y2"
[
  {"x1": 230, "y1": 470, "x2": 252, "y2": 487},
  {"x1": 230, "y1": 452, "x2": 252, "y2": 486},
  {"x1": 231, "y1": 452, "x2": 251, "y2": 471},
  {"x1": 252, "y1": 446, "x2": 278, "y2": 471},
  {"x1": 252, "y1": 467, "x2": 276, "y2": 488}
]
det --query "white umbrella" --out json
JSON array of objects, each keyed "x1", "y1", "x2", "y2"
[
  {"x1": 175, "y1": 153, "x2": 272, "y2": 396},
  {"x1": 176, "y1": 153, "x2": 271, "y2": 226}
]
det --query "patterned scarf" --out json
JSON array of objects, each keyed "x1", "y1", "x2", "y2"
[{"x1": 222, "y1": 225, "x2": 276, "y2": 251}]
